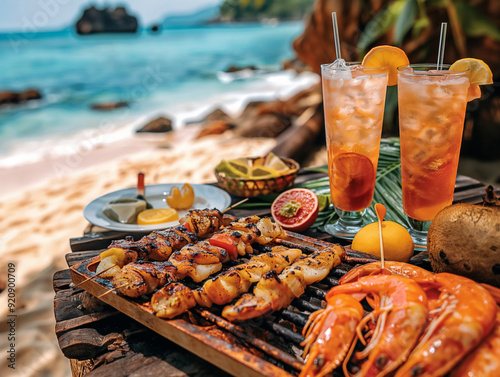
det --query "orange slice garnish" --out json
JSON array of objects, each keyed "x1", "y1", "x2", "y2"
[
  {"x1": 450, "y1": 58, "x2": 493, "y2": 86},
  {"x1": 362, "y1": 45, "x2": 410, "y2": 86},
  {"x1": 332, "y1": 152, "x2": 375, "y2": 196}
]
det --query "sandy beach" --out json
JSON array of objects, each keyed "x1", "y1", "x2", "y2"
[{"x1": 0, "y1": 126, "x2": 284, "y2": 377}]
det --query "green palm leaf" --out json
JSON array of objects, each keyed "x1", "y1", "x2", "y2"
[{"x1": 296, "y1": 138, "x2": 405, "y2": 231}]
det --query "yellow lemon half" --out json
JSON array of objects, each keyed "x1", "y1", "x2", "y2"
[
  {"x1": 352, "y1": 220, "x2": 415, "y2": 262},
  {"x1": 137, "y1": 208, "x2": 179, "y2": 225}
]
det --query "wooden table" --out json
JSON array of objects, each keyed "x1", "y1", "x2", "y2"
[{"x1": 53, "y1": 173, "x2": 497, "y2": 377}]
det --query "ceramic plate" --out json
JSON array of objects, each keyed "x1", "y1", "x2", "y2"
[{"x1": 83, "y1": 184, "x2": 232, "y2": 232}]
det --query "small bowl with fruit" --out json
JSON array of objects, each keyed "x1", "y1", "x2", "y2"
[{"x1": 215, "y1": 152, "x2": 300, "y2": 197}]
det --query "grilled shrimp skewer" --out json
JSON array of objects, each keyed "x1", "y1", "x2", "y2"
[
  {"x1": 95, "y1": 209, "x2": 227, "y2": 274},
  {"x1": 95, "y1": 212, "x2": 276, "y2": 276},
  {"x1": 111, "y1": 261, "x2": 177, "y2": 298},
  {"x1": 222, "y1": 245, "x2": 345, "y2": 322},
  {"x1": 107, "y1": 216, "x2": 286, "y2": 297},
  {"x1": 169, "y1": 216, "x2": 286, "y2": 283},
  {"x1": 151, "y1": 246, "x2": 303, "y2": 319}
]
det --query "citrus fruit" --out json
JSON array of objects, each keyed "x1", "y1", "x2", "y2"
[
  {"x1": 137, "y1": 208, "x2": 179, "y2": 225},
  {"x1": 271, "y1": 188, "x2": 319, "y2": 232},
  {"x1": 263, "y1": 152, "x2": 290, "y2": 173},
  {"x1": 361, "y1": 45, "x2": 410, "y2": 86},
  {"x1": 215, "y1": 159, "x2": 249, "y2": 178},
  {"x1": 166, "y1": 183, "x2": 195, "y2": 210},
  {"x1": 351, "y1": 221, "x2": 415, "y2": 262},
  {"x1": 449, "y1": 58, "x2": 493, "y2": 85},
  {"x1": 330, "y1": 152, "x2": 375, "y2": 211},
  {"x1": 317, "y1": 194, "x2": 331, "y2": 212},
  {"x1": 248, "y1": 165, "x2": 279, "y2": 179}
]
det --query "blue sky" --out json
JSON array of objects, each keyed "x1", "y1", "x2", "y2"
[{"x1": 0, "y1": 0, "x2": 223, "y2": 32}]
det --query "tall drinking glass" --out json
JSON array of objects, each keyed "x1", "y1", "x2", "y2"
[
  {"x1": 322, "y1": 63, "x2": 388, "y2": 239},
  {"x1": 397, "y1": 64, "x2": 470, "y2": 246}
]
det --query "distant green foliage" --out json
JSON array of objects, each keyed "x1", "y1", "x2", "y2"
[{"x1": 220, "y1": 0, "x2": 315, "y2": 21}]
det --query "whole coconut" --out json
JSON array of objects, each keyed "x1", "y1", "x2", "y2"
[{"x1": 428, "y1": 186, "x2": 500, "y2": 287}]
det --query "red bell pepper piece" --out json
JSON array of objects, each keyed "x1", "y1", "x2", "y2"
[
  {"x1": 209, "y1": 234, "x2": 238, "y2": 260},
  {"x1": 183, "y1": 221, "x2": 193, "y2": 233}
]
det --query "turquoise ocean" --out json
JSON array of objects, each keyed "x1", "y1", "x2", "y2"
[{"x1": 0, "y1": 22, "x2": 318, "y2": 167}]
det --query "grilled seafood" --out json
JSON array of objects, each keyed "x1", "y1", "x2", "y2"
[
  {"x1": 152, "y1": 246, "x2": 303, "y2": 319},
  {"x1": 168, "y1": 241, "x2": 229, "y2": 283},
  {"x1": 151, "y1": 282, "x2": 196, "y2": 319},
  {"x1": 329, "y1": 274, "x2": 429, "y2": 377},
  {"x1": 222, "y1": 245, "x2": 345, "y2": 322},
  {"x1": 394, "y1": 273, "x2": 497, "y2": 377},
  {"x1": 179, "y1": 208, "x2": 232, "y2": 236},
  {"x1": 300, "y1": 294, "x2": 364, "y2": 377},
  {"x1": 339, "y1": 261, "x2": 434, "y2": 285},
  {"x1": 111, "y1": 261, "x2": 177, "y2": 298},
  {"x1": 450, "y1": 309, "x2": 500, "y2": 377}
]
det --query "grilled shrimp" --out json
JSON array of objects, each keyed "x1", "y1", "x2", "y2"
[
  {"x1": 228, "y1": 216, "x2": 285, "y2": 244},
  {"x1": 179, "y1": 208, "x2": 230, "y2": 236},
  {"x1": 222, "y1": 245, "x2": 344, "y2": 322},
  {"x1": 197, "y1": 246, "x2": 302, "y2": 306},
  {"x1": 151, "y1": 282, "x2": 196, "y2": 319},
  {"x1": 328, "y1": 274, "x2": 429, "y2": 377},
  {"x1": 112, "y1": 261, "x2": 177, "y2": 298},
  {"x1": 168, "y1": 241, "x2": 228, "y2": 282},
  {"x1": 300, "y1": 294, "x2": 364, "y2": 377},
  {"x1": 394, "y1": 273, "x2": 497, "y2": 377},
  {"x1": 450, "y1": 309, "x2": 500, "y2": 377},
  {"x1": 152, "y1": 246, "x2": 302, "y2": 319},
  {"x1": 134, "y1": 226, "x2": 198, "y2": 261}
]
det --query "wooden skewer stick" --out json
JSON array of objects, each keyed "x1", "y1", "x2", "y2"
[
  {"x1": 97, "y1": 283, "x2": 128, "y2": 299},
  {"x1": 75, "y1": 265, "x2": 117, "y2": 287},
  {"x1": 222, "y1": 198, "x2": 249, "y2": 213},
  {"x1": 374, "y1": 203, "x2": 387, "y2": 270}
]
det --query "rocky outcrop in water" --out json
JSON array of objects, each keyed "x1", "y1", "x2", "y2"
[
  {"x1": 136, "y1": 117, "x2": 173, "y2": 133},
  {"x1": 0, "y1": 89, "x2": 42, "y2": 106},
  {"x1": 76, "y1": 6, "x2": 139, "y2": 35}
]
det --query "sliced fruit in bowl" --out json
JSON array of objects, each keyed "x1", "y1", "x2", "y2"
[{"x1": 214, "y1": 153, "x2": 300, "y2": 197}]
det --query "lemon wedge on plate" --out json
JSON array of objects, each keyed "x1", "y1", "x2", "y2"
[{"x1": 137, "y1": 208, "x2": 179, "y2": 225}]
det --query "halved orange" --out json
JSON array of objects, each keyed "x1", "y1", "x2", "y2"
[
  {"x1": 362, "y1": 45, "x2": 410, "y2": 86},
  {"x1": 332, "y1": 152, "x2": 375, "y2": 198},
  {"x1": 450, "y1": 58, "x2": 493, "y2": 86}
]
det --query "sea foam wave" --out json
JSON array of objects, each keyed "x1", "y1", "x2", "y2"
[{"x1": 0, "y1": 70, "x2": 319, "y2": 169}]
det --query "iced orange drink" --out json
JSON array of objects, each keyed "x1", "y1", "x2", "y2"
[
  {"x1": 321, "y1": 46, "x2": 409, "y2": 239},
  {"x1": 322, "y1": 64, "x2": 388, "y2": 212},
  {"x1": 398, "y1": 65, "x2": 470, "y2": 223}
]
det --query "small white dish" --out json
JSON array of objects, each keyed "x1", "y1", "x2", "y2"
[{"x1": 84, "y1": 183, "x2": 231, "y2": 232}]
